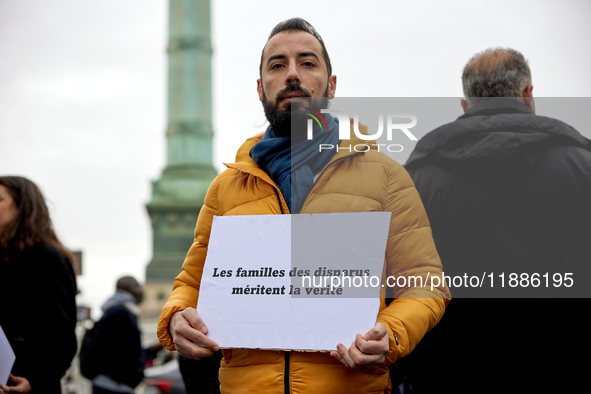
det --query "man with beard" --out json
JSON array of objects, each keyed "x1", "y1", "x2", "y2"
[{"x1": 157, "y1": 18, "x2": 449, "y2": 393}]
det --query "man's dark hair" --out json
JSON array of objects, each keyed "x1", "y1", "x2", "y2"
[
  {"x1": 259, "y1": 17, "x2": 332, "y2": 78},
  {"x1": 462, "y1": 47, "x2": 532, "y2": 106},
  {"x1": 116, "y1": 276, "x2": 138, "y2": 291}
]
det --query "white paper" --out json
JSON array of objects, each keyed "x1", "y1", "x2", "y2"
[
  {"x1": 0, "y1": 325, "x2": 16, "y2": 385},
  {"x1": 197, "y1": 212, "x2": 391, "y2": 351}
]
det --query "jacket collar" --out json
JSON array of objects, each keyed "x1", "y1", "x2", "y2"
[
  {"x1": 224, "y1": 120, "x2": 374, "y2": 176},
  {"x1": 222, "y1": 122, "x2": 375, "y2": 214},
  {"x1": 405, "y1": 98, "x2": 589, "y2": 169},
  {"x1": 460, "y1": 97, "x2": 533, "y2": 119}
]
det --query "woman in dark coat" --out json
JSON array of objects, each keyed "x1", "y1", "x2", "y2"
[{"x1": 0, "y1": 176, "x2": 77, "y2": 394}]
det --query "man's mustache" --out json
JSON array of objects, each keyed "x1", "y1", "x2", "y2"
[{"x1": 275, "y1": 83, "x2": 311, "y2": 102}]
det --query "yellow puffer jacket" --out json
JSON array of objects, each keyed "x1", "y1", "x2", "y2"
[{"x1": 158, "y1": 125, "x2": 450, "y2": 394}]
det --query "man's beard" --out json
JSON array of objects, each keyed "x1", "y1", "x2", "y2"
[{"x1": 262, "y1": 82, "x2": 329, "y2": 138}]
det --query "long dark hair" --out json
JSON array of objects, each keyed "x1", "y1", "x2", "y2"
[{"x1": 0, "y1": 176, "x2": 73, "y2": 263}]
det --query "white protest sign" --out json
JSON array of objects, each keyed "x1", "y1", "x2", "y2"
[
  {"x1": 196, "y1": 212, "x2": 391, "y2": 351},
  {"x1": 0, "y1": 325, "x2": 16, "y2": 385}
]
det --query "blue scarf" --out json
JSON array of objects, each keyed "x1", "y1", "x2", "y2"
[{"x1": 250, "y1": 114, "x2": 340, "y2": 213}]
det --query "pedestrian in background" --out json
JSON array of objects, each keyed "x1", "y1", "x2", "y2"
[
  {"x1": 89, "y1": 276, "x2": 145, "y2": 394},
  {"x1": 0, "y1": 176, "x2": 78, "y2": 394}
]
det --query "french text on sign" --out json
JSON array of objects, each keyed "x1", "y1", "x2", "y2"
[{"x1": 196, "y1": 213, "x2": 391, "y2": 351}]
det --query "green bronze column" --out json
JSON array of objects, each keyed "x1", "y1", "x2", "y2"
[{"x1": 144, "y1": 0, "x2": 216, "y2": 313}]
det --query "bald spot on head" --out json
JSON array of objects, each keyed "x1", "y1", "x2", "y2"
[{"x1": 465, "y1": 49, "x2": 516, "y2": 75}]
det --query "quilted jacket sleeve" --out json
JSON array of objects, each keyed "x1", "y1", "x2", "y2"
[
  {"x1": 375, "y1": 160, "x2": 451, "y2": 365},
  {"x1": 157, "y1": 177, "x2": 220, "y2": 350}
]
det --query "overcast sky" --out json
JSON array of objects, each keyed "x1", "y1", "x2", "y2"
[{"x1": 1, "y1": 0, "x2": 590, "y2": 315}]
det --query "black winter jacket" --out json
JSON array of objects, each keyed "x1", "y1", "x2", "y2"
[
  {"x1": 0, "y1": 243, "x2": 77, "y2": 394},
  {"x1": 406, "y1": 98, "x2": 591, "y2": 281},
  {"x1": 400, "y1": 98, "x2": 591, "y2": 393},
  {"x1": 92, "y1": 291, "x2": 144, "y2": 389}
]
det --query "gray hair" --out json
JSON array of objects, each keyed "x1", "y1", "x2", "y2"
[{"x1": 462, "y1": 47, "x2": 532, "y2": 106}]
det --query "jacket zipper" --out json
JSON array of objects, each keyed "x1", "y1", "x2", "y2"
[
  {"x1": 274, "y1": 176, "x2": 290, "y2": 393},
  {"x1": 274, "y1": 187, "x2": 285, "y2": 214},
  {"x1": 281, "y1": 151, "x2": 363, "y2": 394},
  {"x1": 284, "y1": 351, "x2": 291, "y2": 394},
  {"x1": 257, "y1": 151, "x2": 364, "y2": 394}
]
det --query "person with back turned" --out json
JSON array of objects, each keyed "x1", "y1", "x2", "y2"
[
  {"x1": 403, "y1": 48, "x2": 591, "y2": 393},
  {"x1": 89, "y1": 276, "x2": 145, "y2": 394}
]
